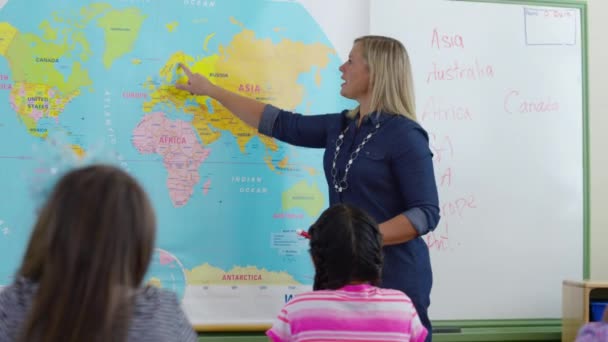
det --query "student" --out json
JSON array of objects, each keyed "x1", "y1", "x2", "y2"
[
  {"x1": 0, "y1": 165, "x2": 197, "y2": 342},
  {"x1": 575, "y1": 307, "x2": 608, "y2": 341},
  {"x1": 176, "y1": 35, "x2": 439, "y2": 341},
  {"x1": 266, "y1": 203, "x2": 428, "y2": 342}
]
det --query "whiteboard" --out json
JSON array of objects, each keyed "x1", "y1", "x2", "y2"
[
  {"x1": 0, "y1": 0, "x2": 584, "y2": 327},
  {"x1": 371, "y1": 0, "x2": 584, "y2": 320}
]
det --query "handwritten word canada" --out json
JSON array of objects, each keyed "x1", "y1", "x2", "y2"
[{"x1": 503, "y1": 90, "x2": 559, "y2": 114}]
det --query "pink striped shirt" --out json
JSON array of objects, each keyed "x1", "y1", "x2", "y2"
[{"x1": 266, "y1": 284, "x2": 428, "y2": 342}]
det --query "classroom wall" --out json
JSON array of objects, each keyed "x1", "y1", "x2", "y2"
[{"x1": 588, "y1": 0, "x2": 608, "y2": 279}]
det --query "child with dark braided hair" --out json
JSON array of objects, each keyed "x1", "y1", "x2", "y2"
[{"x1": 266, "y1": 203, "x2": 427, "y2": 342}]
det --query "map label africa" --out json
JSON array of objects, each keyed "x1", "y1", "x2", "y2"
[{"x1": 132, "y1": 112, "x2": 211, "y2": 207}]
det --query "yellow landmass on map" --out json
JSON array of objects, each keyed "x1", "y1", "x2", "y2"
[
  {"x1": 147, "y1": 277, "x2": 162, "y2": 288},
  {"x1": 142, "y1": 52, "x2": 194, "y2": 113},
  {"x1": 71, "y1": 144, "x2": 86, "y2": 158},
  {"x1": 79, "y1": 3, "x2": 113, "y2": 23},
  {"x1": 315, "y1": 68, "x2": 323, "y2": 86},
  {"x1": 259, "y1": 135, "x2": 278, "y2": 154},
  {"x1": 282, "y1": 180, "x2": 325, "y2": 217},
  {"x1": 33, "y1": 11, "x2": 88, "y2": 61},
  {"x1": 203, "y1": 32, "x2": 215, "y2": 51},
  {"x1": 277, "y1": 157, "x2": 289, "y2": 169},
  {"x1": 3, "y1": 26, "x2": 92, "y2": 94},
  {"x1": 132, "y1": 58, "x2": 142, "y2": 65},
  {"x1": 184, "y1": 105, "x2": 222, "y2": 146},
  {"x1": 264, "y1": 155, "x2": 277, "y2": 172},
  {"x1": 52, "y1": 12, "x2": 64, "y2": 24},
  {"x1": 70, "y1": 30, "x2": 92, "y2": 61},
  {"x1": 0, "y1": 23, "x2": 18, "y2": 55},
  {"x1": 212, "y1": 28, "x2": 334, "y2": 111},
  {"x1": 143, "y1": 20, "x2": 334, "y2": 168},
  {"x1": 229, "y1": 16, "x2": 245, "y2": 28},
  {"x1": 166, "y1": 21, "x2": 178, "y2": 33},
  {"x1": 303, "y1": 166, "x2": 318, "y2": 176},
  {"x1": 1, "y1": 3, "x2": 142, "y2": 141},
  {"x1": 43, "y1": 4, "x2": 112, "y2": 62},
  {"x1": 39, "y1": 20, "x2": 58, "y2": 41},
  {"x1": 200, "y1": 98, "x2": 269, "y2": 153},
  {"x1": 97, "y1": 8, "x2": 146, "y2": 69},
  {"x1": 186, "y1": 263, "x2": 299, "y2": 285}
]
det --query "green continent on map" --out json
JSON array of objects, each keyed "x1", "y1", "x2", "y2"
[
  {"x1": 282, "y1": 180, "x2": 325, "y2": 217},
  {"x1": 185, "y1": 263, "x2": 299, "y2": 285},
  {"x1": 142, "y1": 19, "x2": 335, "y2": 168},
  {"x1": 2, "y1": 27, "x2": 91, "y2": 94},
  {"x1": 1, "y1": 22, "x2": 91, "y2": 140},
  {"x1": 0, "y1": 3, "x2": 146, "y2": 147},
  {"x1": 39, "y1": 20, "x2": 58, "y2": 41},
  {"x1": 97, "y1": 8, "x2": 146, "y2": 69},
  {"x1": 0, "y1": 0, "x2": 339, "y2": 291},
  {"x1": 79, "y1": 3, "x2": 113, "y2": 23}
]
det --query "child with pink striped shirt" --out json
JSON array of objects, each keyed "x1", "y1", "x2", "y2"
[{"x1": 267, "y1": 204, "x2": 428, "y2": 342}]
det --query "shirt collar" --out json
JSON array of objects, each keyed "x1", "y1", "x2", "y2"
[
  {"x1": 356, "y1": 110, "x2": 394, "y2": 126},
  {"x1": 340, "y1": 283, "x2": 374, "y2": 292}
]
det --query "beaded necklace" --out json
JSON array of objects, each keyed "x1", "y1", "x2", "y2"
[{"x1": 330, "y1": 121, "x2": 381, "y2": 193}]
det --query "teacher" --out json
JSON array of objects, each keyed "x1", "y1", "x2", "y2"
[{"x1": 176, "y1": 35, "x2": 440, "y2": 341}]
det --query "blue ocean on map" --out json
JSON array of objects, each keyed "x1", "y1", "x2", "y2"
[{"x1": 0, "y1": 0, "x2": 356, "y2": 296}]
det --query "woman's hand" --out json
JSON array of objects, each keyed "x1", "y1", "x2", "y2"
[
  {"x1": 175, "y1": 63, "x2": 215, "y2": 96},
  {"x1": 174, "y1": 62, "x2": 266, "y2": 128}
]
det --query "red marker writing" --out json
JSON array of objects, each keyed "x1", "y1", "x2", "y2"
[{"x1": 296, "y1": 229, "x2": 310, "y2": 239}]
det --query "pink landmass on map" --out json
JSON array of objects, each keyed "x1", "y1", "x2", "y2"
[
  {"x1": 202, "y1": 179, "x2": 211, "y2": 195},
  {"x1": 8, "y1": 92, "x2": 16, "y2": 112},
  {"x1": 132, "y1": 112, "x2": 211, "y2": 207},
  {"x1": 29, "y1": 108, "x2": 44, "y2": 121},
  {"x1": 159, "y1": 250, "x2": 175, "y2": 266}
]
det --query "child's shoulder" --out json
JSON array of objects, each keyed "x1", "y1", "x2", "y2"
[
  {"x1": 131, "y1": 285, "x2": 182, "y2": 313},
  {"x1": 136, "y1": 285, "x2": 179, "y2": 302},
  {"x1": 374, "y1": 286, "x2": 411, "y2": 297},
  {"x1": 288, "y1": 286, "x2": 412, "y2": 303},
  {"x1": 0, "y1": 277, "x2": 36, "y2": 306},
  {"x1": 290, "y1": 289, "x2": 333, "y2": 300},
  {"x1": 576, "y1": 322, "x2": 608, "y2": 341},
  {"x1": 283, "y1": 289, "x2": 342, "y2": 306}
]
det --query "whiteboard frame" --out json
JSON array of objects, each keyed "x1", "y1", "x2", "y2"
[
  {"x1": 452, "y1": 0, "x2": 589, "y2": 289},
  {"x1": 196, "y1": 0, "x2": 590, "y2": 338},
  {"x1": 428, "y1": 0, "x2": 589, "y2": 334}
]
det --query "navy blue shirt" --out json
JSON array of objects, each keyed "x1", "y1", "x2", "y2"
[{"x1": 259, "y1": 105, "x2": 440, "y2": 338}]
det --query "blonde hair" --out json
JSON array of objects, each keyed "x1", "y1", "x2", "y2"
[{"x1": 347, "y1": 35, "x2": 417, "y2": 121}]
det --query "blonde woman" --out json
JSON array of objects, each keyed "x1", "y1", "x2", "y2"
[{"x1": 177, "y1": 35, "x2": 440, "y2": 341}]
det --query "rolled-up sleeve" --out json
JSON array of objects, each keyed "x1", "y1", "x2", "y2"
[
  {"x1": 258, "y1": 104, "x2": 281, "y2": 137},
  {"x1": 394, "y1": 127, "x2": 440, "y2": 236},
  {"x1": 257, "y1": 104, "x2": 339, "y2": 148}
]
